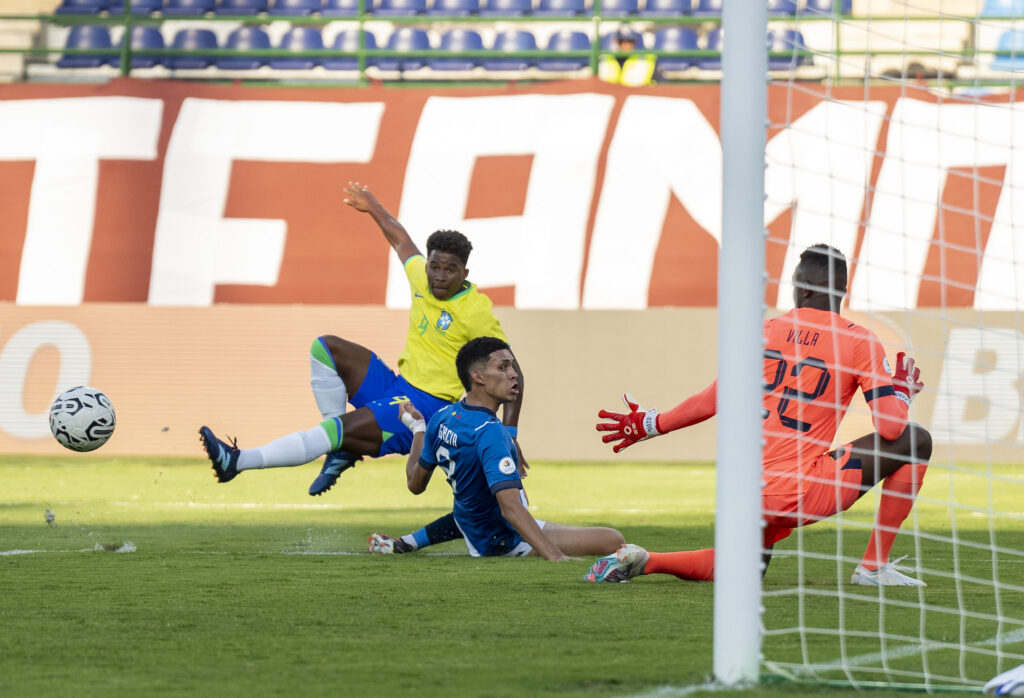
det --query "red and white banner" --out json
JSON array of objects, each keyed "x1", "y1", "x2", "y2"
[{"x1": 2, "y1": 79, "x2": 1023, "y2": 310}]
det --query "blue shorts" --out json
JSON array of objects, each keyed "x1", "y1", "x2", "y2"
[{"x1": 350, "y1": 353, "x2": 452, "y2": 457}]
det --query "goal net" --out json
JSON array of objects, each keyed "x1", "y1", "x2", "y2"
[{"x1": 736, "y1": 1, "x2": 1024, "y2": 691}]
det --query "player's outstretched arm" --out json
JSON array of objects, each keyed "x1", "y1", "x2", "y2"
[
  {"x1": 401, "y1": 403, "x2": 432, "y2": 494},
  {"x1": 596, "y1": 381, "x2": 717, "y2": 453},
  {"x1": 342, "y1": 181, "x2": 421, "y2": 263},
  {"x1": 495, "y1": 488, "x2": 573, "y2": 561}
]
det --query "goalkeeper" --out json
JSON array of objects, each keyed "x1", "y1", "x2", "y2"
[{"x1": 586, "y1": 245, "x2": 932, "y2": 587}]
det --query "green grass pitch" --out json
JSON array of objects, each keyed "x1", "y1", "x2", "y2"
[{"x1": 0, "y1": 455, "x2": 1020, "y2": 697}]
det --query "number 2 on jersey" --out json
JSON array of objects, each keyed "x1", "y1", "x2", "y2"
[
  {"x1": 763, "y1": 350, "x2": 832, "y2": 433},
  {"x1": 435, "y1": 445, "x2": 457, "y2": 494}
]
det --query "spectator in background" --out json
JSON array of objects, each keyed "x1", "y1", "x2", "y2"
[{"x1": 598, "y1": 26, "x2": 656, "y2": 86}]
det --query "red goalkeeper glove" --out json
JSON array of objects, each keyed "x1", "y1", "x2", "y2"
[
  {"x1": 892, "y1": 351, "x2": 924, "y2": 407},
  {"x1": 596, "y1": 393, "x2": 662, "y2": 453}
]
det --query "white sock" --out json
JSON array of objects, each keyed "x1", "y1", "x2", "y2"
[
  {"x1": 310, "y1": 353, "x2": 348, "y2": 420},
  {"x1": 237, "y1": 425, "x2": 332, "y2": 470},
  {"x1": 400, "y1": 534, "x2": 419, "y2": 550}
]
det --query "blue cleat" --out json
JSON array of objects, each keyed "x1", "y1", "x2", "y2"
[
  {"x1": 198, "y1": 426, "x2": 240, "y2": 483},
  {"x1": 584, "y1": 544, "x2": 650, "y2": 583},
  {"x1": 308, "y1": 450, "x2": 362, "y2": 496}
]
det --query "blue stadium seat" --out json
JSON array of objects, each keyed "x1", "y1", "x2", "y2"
[
  {"x1": 57, "y1": 25, "x2": 114, "y2": 67},
  {"x1": 641, "y1": 0, "x2": 689, "y2": 17},
  {"x1": 269, "y1": 26, "x2": 324, "y2": 68},
  {"x1": 992, "y1": 29, "x2": 1024, "y2": 70},
  {"x1": 217, "y1": 26, "x2": 271, "y2": 69},
  {"x1": 768, "y1": 29, "x2": 809, "y2": 70},
  {"x1": 427, "y1": 0, "x2": 478, "y2": 15},
  {"x1": 377, "y1": 27, "x2": 431, "y2": 70},
  {"x1": 767, "y1": 0, "x2": 797, "y2": 14},
  {"x1": 535, "y1": 0, "x2": 586, "y2": 16},
  {"x1": 324, "y1": 29, "x2": 377, "y2": 69},
  {"x1": 167, "y1": 28, "x2": 218, "y2": 69},
  {"x1": 800, "y1": 0, "x2": 850, "y2": 14},
  {"x1": 483, "y1": 29, "x2": 537, "y2": 70},
  {"x1": 537, "y1": 30, "x2": 590, "y2": 70},
  {"x1": 430, "y1": 28, "x2": 484, "y2": 69},
  {"x1": 55, "y1": 0, "x2": 107, "y2": 15},
  {"x1": 109, "y1": 25, "x2": 165, "y2": 68},
  {"x1": 596, "y1": 0, "x2": 636, "y2": 17},
  {"x1": 479, "y1": 0, "x2": 532, "y2": 16},
  {"x1": 107, "y1": 0, "x2": 162, "y2": 13},
  {"x1": 653, "y1": 26, "x2": 697, "y2": 71},
  {"x1": 376, "y1": 0, "x2": 425, "y2": 14},
  {"x1": 322, "y1": 0, "x2": 363, "y2": 12},
  {"x1": 268, "y1": 0, "x2": 321, "y2": 14},
  {"x1": 164, "y1": 0, "x2": 215, "y2": 13},
  {"x1": 982, "y1": 0, "x2": 1024, "y2": 16},
  {"x1": 216, "y1": 0, "x2": 269, "y2": 12},
  {"x1": 698, "y1": 26, "x2": 721, "y2": 69},
  {"x1": 690, "y1": 0, "x2": 719, "y2": 14}
]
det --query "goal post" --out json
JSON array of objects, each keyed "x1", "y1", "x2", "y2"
[{"x1": 713, "y1": 2, "x2": 768, "y2": 687}]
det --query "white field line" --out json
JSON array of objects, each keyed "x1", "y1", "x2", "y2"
[
  {"x1": 624, "y1": 681, "x2": 727, "y2": 697},
  {"x1": 1, "y1": 542, "x2": 136, "y2": 555}
]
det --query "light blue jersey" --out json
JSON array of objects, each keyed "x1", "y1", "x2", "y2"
[{"x1": 419, "y1": 400, "x2": 522, "y2": 557}]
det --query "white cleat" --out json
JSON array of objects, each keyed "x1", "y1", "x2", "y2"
[
  {"x1": 584, "y1": 544, "x2": 650, "y2": 583},
  {"x1": 851, "y1": 555, "x2": 926, "y2": 587}
]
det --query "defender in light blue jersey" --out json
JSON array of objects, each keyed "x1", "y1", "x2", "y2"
[{"x1": 401, "y1": 337, "x2": 625, "y2": 560}]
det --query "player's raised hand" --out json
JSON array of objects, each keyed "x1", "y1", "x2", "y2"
[
  {"x1": 399, "y1": 401, "x2": 426, "y2": 434},
  {"x1": 892, "y1": 351, "x2": 924, "y2": 405},
  {"x1": 596, "y1": 393, "x2": 662, "y2": 453},
  {"x1": 342, "y1": 181, "x2": 379, "y2": 213}
]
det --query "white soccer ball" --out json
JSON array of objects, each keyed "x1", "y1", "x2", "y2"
[{"x1": 49, "y1": 386, "x2": 116, "y2": 452}]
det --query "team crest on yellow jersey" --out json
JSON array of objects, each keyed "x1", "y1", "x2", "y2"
[{"x1": 437, "y1": 311, "x2": 454, "y2": 331}]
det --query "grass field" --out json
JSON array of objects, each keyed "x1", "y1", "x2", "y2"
[{"x1": 1, "y1": 455, "x2": 1020, "y2": 697}]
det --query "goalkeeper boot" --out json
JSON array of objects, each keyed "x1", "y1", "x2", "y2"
[
  {"x1": 308, "y1": 450, "x2": 362, "y2": 496},
  {"x1": 851, "y1": 555, "x2": 926, "y2": 587},
  {"x1": 198, "y1": 426, "x2": 240, "y2": 483},
  {"x1": 584, "y1": 543, "x2": 650, "y2": 583},
  {"x1": 368, "y1": 533, "x2": 415, "y2": 555}
]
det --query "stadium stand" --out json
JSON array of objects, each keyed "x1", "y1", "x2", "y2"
[
  {"x1": 653, "y1": 25, "x2": 697, "y2": 72},
  {"x1": 110, "y1": 25, "x2": 165, "y2": 67},
  {"x1": 991, "y1": 28, "x2": 1024, "y2": 70},
  {"x1": 107, "y1": 0, "x2": 163, "y2": 13},
  {"x1": 217, "y1": 25, "x2": 270, "y2": 68},
  {"x1": 427, "y1": 0, "x2": 479, "y2": 16},
  {"x1": 536, "y1": 29, "x2": 589, "y2": 70},
  {"x1": 54, "y1": 0, "x2": 108, "y2": 13},
  {"x1": 479, "y1": 0, "x2": 532, "y2": 17},
  {"x1": 690, "y1": 0, "x2": 721, "y2": 16},
  {"x1": 431, "y1": 28, "x2": 484, "y2": 69},
  {"x1": 268, "y1": 0, "x2": 322, "y2": 14},
  {"x1": 598, "y1": 0, "x2": 636, "y2": 17},
  {"x1": 324, "y1": 28, "x2": 376, "y2": 69},
  {"x1": 164, "y1": 0, "x2": 216, "y2": 14},
  {"x1": 377, "y1": 26, "x2": 430, "y2": 70},
  {"x1": 167, "y1": 27, "x2": 217, "y2": 68},
  {"x1": 216, "y1": 0, "x2": 269, "y2": 13},
  {"x1": 269, "y1": 25, "x2": 323, "y2": 68},
  {"x1": 376, "y1": 0, "x2": 427, "y2": 15},
  {"x1": 483, "y1": 28, "x2": 536, "y2": 70},
  {"x1": 57, "y1": 24, "x2": 113, "y2": 67},
  {"x1": 698, "y1": 25, "x2": 720, "y2": 69},
  {"x1": 641, "y1": 0, "x2": 690, "y2": 18},
  {"x1": 535, "y1": 0, "x2": 587, "y2": 17},
  {"x1": 767, "y1": 28, "x2": 809, "y2": 70}
]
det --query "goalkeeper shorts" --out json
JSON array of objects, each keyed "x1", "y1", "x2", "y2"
[{"x1": 762, "y1": 444, "x2": 864, "y2": 532}]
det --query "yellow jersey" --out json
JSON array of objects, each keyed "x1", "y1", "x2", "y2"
[{"x1": 398, "y1": 255, "x2": 508, "y2": 402}]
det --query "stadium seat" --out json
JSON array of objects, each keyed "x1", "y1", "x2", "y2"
[
  {"x1": 767, "y1": 29, "x2": 809, "y2": 70},
  {"x1": 323, "y1": 29, "x2": 376, "y2": 68},
  {"x1": 322, "y1": 0, "x2": 363, "y2": 12},
  {"x1": 766, "y1": 0, "x2": 797, "y2": 14},
  {"x1": 217, "y1": 26, "x2": 271, "y2": 69},
  {"x1": 690, "y1": 0, "x2": 720, "y2": 14},
  {"x1": 641, "y1": 0, "x2": 689, "y2": 17},
  {"x1": 535, "y1": 0, "x2": 586, "y2": 16},
  {"x1": 482, "y1": 29, "x2": 537, "y2": 70},
  {"x1": 216, "y1": 0, "x2": 269, "y2": 12},
  {"x1": 479, "y1": 0, "x2": 532, "y2": 16},
  {"x1": 992, "y1": 29, "x2": 1024, "y2": 71},
  {"x1": 698, "y1": 26, "x2": 720, "y2": 69},
  {"x1": 268, "y1": 0, "x2": 321, "y2": 14},
  {"x1": 167, "y1": 28, "x2": 218, "y2": 69},
  {"x1": 800, "y1": 0, "x2": 848, "y2": 14},
  {"x1": 109, "y1": 25, "x2": 165, "y2": 68},
  {"x1": 430, "y1": 28, "x2": 484, "y2": 69},
  {"x1": 164, "y1": 0, "x2": 215, "y2": 13},
  {"x1": 107, "y1": 0, "x2": 162, "y2": 13},
  {"x1": 55, "y1": 0, "x2": 107, "y2": 15},
  {"x1": 269, "y1": 26, "x2": 324, "y2": 68},
  {"x1": 56, "y1": 25, "x2": 114, "y2": 67},
  {"x1": 376, "y1": 0, "x2": 425, "y2": 14},
  {"x1": 596, "y1": 0, "x2": 637, "y2": 17},
  {"x1": 653, "y1": 26, "x2": 697, "y2": 71},
  {"x1": 427, "y1": 0, "x2": 478, "y2": 15},
  {"x1": 377, "y1": 26, "x2": 430, "y2": 70},
  {"x1": 982, "y1": 0, "x2": 1024, "y2": 16},
  {"x1": 536, "y1": 30, "x2": 590, "y2": 70}
]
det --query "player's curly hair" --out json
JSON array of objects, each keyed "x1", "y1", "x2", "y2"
[
  {"x1": 799, "y1": 244, "x2": 848, "y2": 294},
  {"x1": 456, "y1": 336, "x2": 511, "y2": 391},
  {"x1": 426, "y1": 230, "x2": 472, "y2": 266}
]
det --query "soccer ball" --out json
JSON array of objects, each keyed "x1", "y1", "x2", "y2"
[{"x1": 49, "y1": 386, "x2": 116, "y2": 452}]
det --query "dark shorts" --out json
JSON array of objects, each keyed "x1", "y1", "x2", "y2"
[{"x1": 350, "y1": 352, "x2": 452, "y2": 457}]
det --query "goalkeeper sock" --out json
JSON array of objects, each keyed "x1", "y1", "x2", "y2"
[
  {"x1": 643, "y1": 549, "x2": 715, "y2": 581},
  {"x1": 310, "y1": 337, "x2": 348, "y2": 419},
  {"x1": 860, "y1": 462, "x2": 927, "y2": 570},
  {"x1": 237, "y1": 423, "x2": 334, "y2": 470}
]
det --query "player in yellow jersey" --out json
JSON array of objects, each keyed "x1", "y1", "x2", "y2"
[{"x1": 199, "y1": 183, "x2": 525, "y2": 519}]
